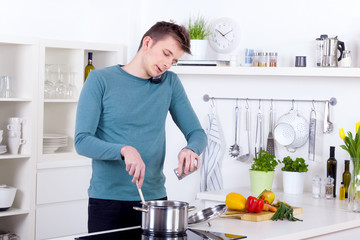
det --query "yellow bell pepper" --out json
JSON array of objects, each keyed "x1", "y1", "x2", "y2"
[{"x1": 225, "y1": 192, "x2": 246, "y2": 211}]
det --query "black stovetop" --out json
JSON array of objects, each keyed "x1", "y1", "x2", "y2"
[{"x1": 75, "y1": 226, "x2": 246, "y2": 240}]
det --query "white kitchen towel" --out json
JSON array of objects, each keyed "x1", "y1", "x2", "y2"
[{"x1": 200, "y1": 112, "x2": 224, "y2": 192}]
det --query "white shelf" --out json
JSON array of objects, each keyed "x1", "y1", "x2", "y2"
[
  {"x1": 44, "y1": 99, "x2": 78, "y2": 103},
  {"x1": 0, "y1": 154, "x2": 31, "y2": 160},
  {"x1": 171, "y1": 66, "x2": 360, "y2": 77},
  {"x1": 0, "y1": 208, "x2": 30, "y2": 217},
  {"x1": 37, "y1": 153, "x2": 91, "y2": 169},
  {"x1": 0, "y1": 98, "x2": 32, "y2": 102}
]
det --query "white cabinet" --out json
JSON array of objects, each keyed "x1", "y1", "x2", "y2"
[
  {"x1": 0, "y1": 36, "x2": 126, "y2": 240},
  {"x1": 0, "y1": 36, "x2": 38, "y2": 239},
  {"x1": 36, "y1": 164, "x2": 91, "y2": 239}
]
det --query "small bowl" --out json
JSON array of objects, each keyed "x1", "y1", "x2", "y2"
[{"x1": 0, "y1": 185, "x2": 17, "y2": 211}]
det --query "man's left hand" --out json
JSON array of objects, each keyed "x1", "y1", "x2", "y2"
[{"x1": 177, "y1": 148, "x2": 200, "y2": 175}]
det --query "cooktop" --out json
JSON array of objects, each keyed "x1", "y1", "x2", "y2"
[{"x1": 75, "y1": 226, "x2": 246, "y2": 240}]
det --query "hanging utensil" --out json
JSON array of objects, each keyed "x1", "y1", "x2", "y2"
[
  {"x1": 323, "y1": 100, "x2": 333, "y2": 134},
  {"x1": 309, "y1": 101, "x2": 317, "y2": 161},
  {"x1": 266, "y1": 100, "x2": 275, "y2": 156},
  {"x1": 255, "y1": 100, "x2": 263, "y2": 158},
  {"x1": 238, "y1": 99, "x2": 252, "y2": 162},
  {"x1": 229, "y1": 100, "x2": 240, "y2": 158}
]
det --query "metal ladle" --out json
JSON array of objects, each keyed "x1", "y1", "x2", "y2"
[{"x1": 229, "y1": 101, "x2": 240, "y2": 158}]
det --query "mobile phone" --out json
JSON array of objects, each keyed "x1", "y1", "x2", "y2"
[{"x1": 150, "y1": 74, "x2": 163, "y2": 84}]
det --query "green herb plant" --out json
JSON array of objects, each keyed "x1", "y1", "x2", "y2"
[
  {"x1": 250, "y1": 150, "x2": 280, "y2": 172},
  {"x1": 188, "y1": 15, "x2": 210, "y2": 40},
  {"x1": 281, "y1": 156, "x2": 308, "y2": 172}
]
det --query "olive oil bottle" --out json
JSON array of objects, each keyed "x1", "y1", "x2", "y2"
[
  {"x1": 327, "y1": 146, "x2": 337, "y2": 198},
  {"x1": 343, "y1": 160, "x2": 351, "y2": 198}
]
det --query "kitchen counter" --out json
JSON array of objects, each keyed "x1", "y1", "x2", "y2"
[
  {"x1": 193, "y1": 187, "x2": 360, "y2": 239},
  {"x1": 49, "y1": 187, "x2": 360, "y2": 240}
]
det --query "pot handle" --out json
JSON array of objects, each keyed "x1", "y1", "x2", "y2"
[
  {"x1": 133, "y1": 206, "x2": 149, "y2": 213},
  {"x1": 188, "y1": 206, "x2": 196, "y2": 212}
]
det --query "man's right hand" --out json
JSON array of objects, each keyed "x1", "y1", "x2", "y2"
[{"x1": 120, "y1": 145, "x2": 146, "y2": 188}]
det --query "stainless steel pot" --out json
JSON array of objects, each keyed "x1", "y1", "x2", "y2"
[{"x1": 133, "y1": 200, "x2": 195, "y2": 235}]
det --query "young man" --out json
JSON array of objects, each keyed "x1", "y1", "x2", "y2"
[{"x1": 74, "y1": 21, "x2": 207, "y2": 233}]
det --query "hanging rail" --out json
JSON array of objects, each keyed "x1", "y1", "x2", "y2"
[{"x1": 203, "y1": 94, "x2": 337, "y2": 106}]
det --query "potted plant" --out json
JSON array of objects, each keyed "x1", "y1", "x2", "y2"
[
  {"x1": 281, "y1": 156, "x2": 308, "y2": 194},
  {"x1": 249, "y1": 150, "x2": 280, "y2": 195},
  {"x1": 186, "y1": 14, "x2": 210, "y2": 60}
]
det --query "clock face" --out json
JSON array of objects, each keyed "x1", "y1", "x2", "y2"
[{"x1": 209, "y1": 18, "x2": 240, "y2": 54}]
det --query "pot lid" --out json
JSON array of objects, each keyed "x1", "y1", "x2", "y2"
[{"x1": 188, "y1": 204, "x2": 227, "y2": 224}]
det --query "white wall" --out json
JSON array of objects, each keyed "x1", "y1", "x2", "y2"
[{"x1": 1, "y1": 0, "x2": 359, "y2": 206}]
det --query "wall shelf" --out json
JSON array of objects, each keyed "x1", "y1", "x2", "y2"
[{"x1": 171, "y1": 66, "x2": 360, "y2": 77}]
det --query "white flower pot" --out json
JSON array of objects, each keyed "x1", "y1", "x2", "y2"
[
  {"x1": 282, "y1": 171, "x2": 306, "y2": 194},
  {"x1": 183, "y1": 39, "x2": 209, "y2": 60}
]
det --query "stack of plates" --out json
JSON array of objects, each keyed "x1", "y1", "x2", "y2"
[
  {"x1": 43, "y1": 133, "x2": 68, "y2": 154},
  {"x1": 0, "y1": 145, "x2": 7, "y2": 154}
]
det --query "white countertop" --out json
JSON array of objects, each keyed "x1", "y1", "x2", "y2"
[
  {"x1": 49, "y1": 187, "x2": 360, "y2": 240},
  {"x1": 193, "y1": 187, "x2": 360, "y2": 240}
]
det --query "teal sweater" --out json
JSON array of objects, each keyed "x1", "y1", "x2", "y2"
[{"x1": 75, "y1": 65, "x2": 207, "y2": 201}]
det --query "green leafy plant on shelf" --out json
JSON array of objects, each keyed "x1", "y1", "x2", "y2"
[
  {"x1": 188, "y1": 15, "x2": 210, "y2": 40},
  {"x1": 281, "y1": 156, "x2": 308, "y2": 172},
  {"x1": 250, "y1": 150, "x2": 280, "y2": 172}
]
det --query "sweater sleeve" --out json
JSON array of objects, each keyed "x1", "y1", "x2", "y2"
[
  {"x1": 168, "y1": 74, "x2": 207, "y2": 155},
  {"x1": 74, "y1": 71, "x2": 124, "y2": 160}
]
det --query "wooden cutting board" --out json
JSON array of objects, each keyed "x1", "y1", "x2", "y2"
[{"x1": 221, "y1": 207, "x2": 303, "y2": 222}]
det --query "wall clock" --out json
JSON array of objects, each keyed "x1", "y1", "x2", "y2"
[{"x1": 208, "y1": 17, "x2": 241, "y2": 54}]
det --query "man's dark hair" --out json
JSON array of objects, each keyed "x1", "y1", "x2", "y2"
[{"x1": 138, "y1": 21, "x2": 191, "y2": 54}]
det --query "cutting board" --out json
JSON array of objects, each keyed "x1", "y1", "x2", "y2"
[{"x1": 221, "y1": 207, "x2": 303, "y2": 222}]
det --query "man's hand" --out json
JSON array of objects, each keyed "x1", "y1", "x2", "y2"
[
  {"x1": 121, "y1": 145, "x2": 145, "y2": 188},
  {"x1": 177, "y1": 148, "x2": 200, "y2": 175}
]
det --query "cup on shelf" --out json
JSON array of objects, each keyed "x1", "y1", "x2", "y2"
[
  {"x1": 0, "y1": 75, "x2": 12, "y2": 98},
  {"x1": 8, "y1": 117, "x2": 25, "y2": 124},
  {"x1": 0, "y1": 130, "x2": 3, "y2": 144},
  {"x1": 7, "y1": 136, "x2": 26, "y2": 154},
  {"x1": 295, "y1": 56, "x2": 307, "y2": 67}
]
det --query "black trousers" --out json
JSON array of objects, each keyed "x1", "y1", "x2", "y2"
[{"x1": 88, "y1": 196, "x2": 167, "y2": 233}]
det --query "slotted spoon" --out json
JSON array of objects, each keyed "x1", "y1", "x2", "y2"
[{"x1": 229, "y1": 104, "x2": 240, "y2": 158}]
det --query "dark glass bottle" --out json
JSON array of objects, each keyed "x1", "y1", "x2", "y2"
[
  {"x1": 343, "y1": 160, "x2": 351, "y2": 198},
  {"x1": 327, "y1": 146, "x2": 337, "y2": 197}
]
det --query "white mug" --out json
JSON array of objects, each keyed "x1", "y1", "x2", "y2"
[
  {"x1": 7, "y1": 124, "x2": 22, "y2": 131},
  {"x1": 0, "y1": 129, "x2": 3, "y2": 144},
  {"x1": 7, "y1": 137, "x2": 26, "y2": 154},
  {"x1": 8, "y1": 117, "x2": 24, "y2": 124},
  {"x1": 8, "y1": 130, "x2": 21, "y2": 138}
]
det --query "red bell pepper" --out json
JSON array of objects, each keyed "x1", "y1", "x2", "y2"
[{"x1": 246, "y1": 196, "x2": 264, "y2": 213}]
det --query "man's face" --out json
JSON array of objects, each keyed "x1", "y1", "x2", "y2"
[{"x1": 142, "y1": 36, "x2": 184, "y2": 78}]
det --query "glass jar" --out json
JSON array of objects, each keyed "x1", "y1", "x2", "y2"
[
  {"x1": 341, "y1": 50, "x2": 352, "y2": 68},
  {"x1": 312, "y1": 175, "x2": 322, "y2": 198},
  {"x1": 269, "y1": 52, "x2": 277, "y2": 67},
  {"x1": 252, "y1": 52, "x2": 259, "y2": 67},
  {"x1": 259, "y1": 52, "x2": 268, "y2": 67}
]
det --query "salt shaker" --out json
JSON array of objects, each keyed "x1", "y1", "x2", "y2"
[{"x1": 312, "y1": 175, "x2": 322, "y2": 198}]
